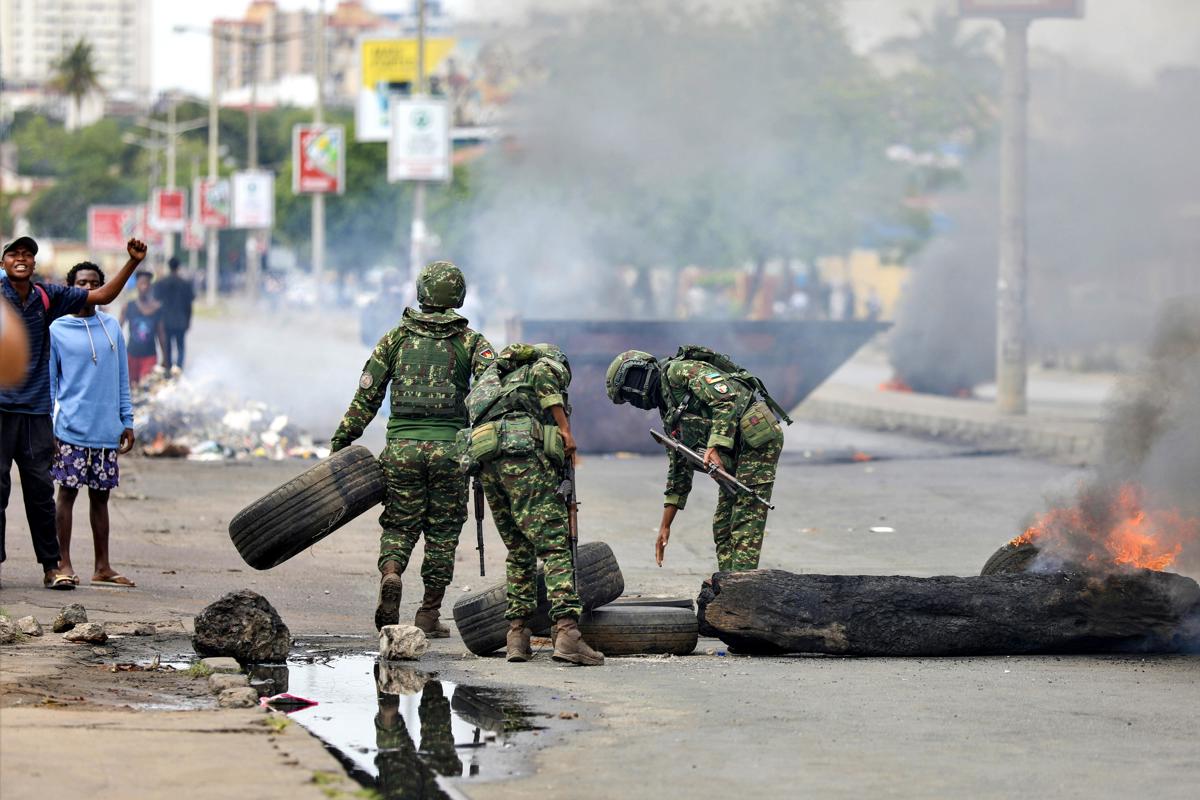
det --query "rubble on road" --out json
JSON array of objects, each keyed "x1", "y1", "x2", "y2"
[
  {"x1": 0, "y1": 616, "x2": 17, "y2": 644},
  {"x1": 16, "y1": 616, "x2": 43, "y2": 636},
  {"x1": 63, "y1": 623, "x2": 108, "y2": 644},
  {"x1": 380, "y1": 624, "x2": 428, "y2": 660},
  {"x1": 192, "y1": 590, "x2": 292, "y2": 664},
  {"x1": 52, "y1": 603, "x2": 87, "y2": 633},
  {"x1": 133, "y1": 373, "x2": 329, "y2": 462},
  {"x1": 218, "y1": 687, "x2": 260, "y2": 708}
]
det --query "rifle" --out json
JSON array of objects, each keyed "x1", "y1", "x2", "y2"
[
  {"x1": 650, "y1": 429, "x2": 775, "y2": 510},
  {"x1": 555, "y1": 459, "x2": 579, "y2": 587},
  {"x1": 472, "y1": 477, "x2": 486, "y2": 577}
]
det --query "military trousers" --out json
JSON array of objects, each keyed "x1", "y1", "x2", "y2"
[
  {"x1": 712, "y1": 434, "x2": 783, "y2": 572},
  {"x1": 377, "y1": 438, "x2": 467, "y2": 589},
  {"x1": 480, "y1": 451, "x2": 582, "y2": 622}
]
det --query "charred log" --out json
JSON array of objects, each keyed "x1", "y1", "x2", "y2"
[{"x1": 696, "y1": 569, "x2": 1200, "y2": 656}]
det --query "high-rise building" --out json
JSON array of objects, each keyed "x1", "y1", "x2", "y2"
[{"x1": 0, "y1": 0, "x2": 152, "y2": 101}]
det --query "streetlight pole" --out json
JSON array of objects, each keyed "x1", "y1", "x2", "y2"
[
  {"x1": 137, "y1": 94, "x2": 205, "y2": 261},
  {"x1": 408, "y1": 0, "x2": 428, "y2": 280},
  {"x1": 206, "y1": 28, "x2": 221, "y2": 307},
  {"x1": 312, "y1": 0, "x2": 327, "y2": 290}
]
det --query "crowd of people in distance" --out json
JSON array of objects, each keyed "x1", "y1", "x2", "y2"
[{"x1": 0, "y1": 236, "x2": 194, "y2": 591}]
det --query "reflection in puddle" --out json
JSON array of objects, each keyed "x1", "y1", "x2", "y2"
[{"x1": 255, "y1": 653, "x2": 542, "y2": 798}]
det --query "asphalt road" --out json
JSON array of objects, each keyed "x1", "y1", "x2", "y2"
[{"x1": 1, "y1": 421, "x2": 1196, "y2": 799}]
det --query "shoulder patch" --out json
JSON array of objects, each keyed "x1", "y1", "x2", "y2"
[
  {"x1": 479, "y1": 347, "x2": 495, "y2": 360},
  {"x1": 359, "y1": 372, "x2": 374, "y2": 389},
  {"x1": 704, "y1": 371, "x2": 723, "y2": 384},
  {"x1": 714, "y1": 383, "x2": 729, "y2": 394}
]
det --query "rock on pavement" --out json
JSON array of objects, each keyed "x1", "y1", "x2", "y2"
[
  {"x1": 380, "y1": 624, "x2": 427, "y2": 660},
  {"x1": 52, "y1": 603, "x2": 88, "y2": 633},
  {"x1": 218, "y1": 687, "x2": 260, "y2": 708},
  {"x1": 0, "y1": 616, "x2": 16, "y2": 644},
  {"x1": 63, "y1": 622, "x2": 108, "y2": 644},
  {"x1": 17, "y1": 616, "x2": 44, "y2": 636},
  {"x1": 192, "y1": 590, "x2": 291, "y2": 664}
]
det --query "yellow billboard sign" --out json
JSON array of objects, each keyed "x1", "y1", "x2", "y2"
[{"x1": 360, "y1": 38, "x2": 457, "y2": 89}]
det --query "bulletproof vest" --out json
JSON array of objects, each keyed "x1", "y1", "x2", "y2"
[
  {"x1": 467, "y1": 358, "x2": 565, "y2": 425},
  {"x1": 661, "y1": 344, "x2": 793, "y2": 427},
  {"x1": 389, "y1": 329, "x2": 470, "y2": 422}
]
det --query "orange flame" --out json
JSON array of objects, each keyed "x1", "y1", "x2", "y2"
[{"x1": 1012, "y1": 483, "x2": 1196, "y2": 571}]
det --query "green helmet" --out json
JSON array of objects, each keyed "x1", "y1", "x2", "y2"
[
  {"x1": 416, "y1": 260, "x2": 466, "y2": 309},
  {"x1": 606, "y1": 350, "x2": 660, "y2": 409}
]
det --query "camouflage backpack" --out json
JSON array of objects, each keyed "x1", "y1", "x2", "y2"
[{"x1": 665, "y1": 344, "x2": 794, "y2": 426}]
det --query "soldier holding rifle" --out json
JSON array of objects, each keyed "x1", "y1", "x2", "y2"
[{"x1": 606, "y1": 347, "x2": 788, "y2": 571}]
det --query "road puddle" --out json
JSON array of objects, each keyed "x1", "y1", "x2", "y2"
[{"x1": 257, "y1": 652, "x2": 544, "y2": 798}]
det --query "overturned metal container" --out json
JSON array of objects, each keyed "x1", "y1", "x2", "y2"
[{"x1": 507, "y1": 319, "x2": 888, "y2": 452}]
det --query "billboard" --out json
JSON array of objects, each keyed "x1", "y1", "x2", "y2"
[
  {"x1": 87, "y1": 205, "x2": 141, "y2": 252},
  {"x1": 231, "y1": 170, "x2": 275, "y2": 229},
  {"x1": 959, "y1": 0, "x2": 1083, "y2": 17},
  {"x1": 195, "y1": 178, "x2": 232, "y2": 228},
  {"x1": 292, "y1": 124, "x2": 346, "y2": 194},
  {"x1": 150, "y1": 188, "x2": 188, "y2": 232},
  {"x1": 387, "y1": 98, "x2": 451, "y2": 183},
  {"x1": 355, "y1": 37, "x2": 456, "y2": 142}
]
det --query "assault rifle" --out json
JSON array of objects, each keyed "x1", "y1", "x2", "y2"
[
  {"x1": 650, "y1": 429, "x2": 775, "y2": 510},
  {"x1": 555, "y1": 459, "x2": 580, "y2": 587},
  {"x1": 473, "y1": 477, "x2": 486, "y2": 577}
]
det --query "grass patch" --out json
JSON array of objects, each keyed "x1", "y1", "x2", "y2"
[
  {"x1": 311, "y1": 772, "x2": 379, "y2": 800},
  {"x1": 183, "y1": 662, "x2": 214, "y2": 679},
  {"x1": 264, "y1": 714, "x2": 291, "y2": 733}
]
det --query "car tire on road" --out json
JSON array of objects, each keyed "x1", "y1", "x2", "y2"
[
  {"x1": 608, "y1": 595, "x2": 694, "y2": 610},
  {"x1": 980, "y1": 541, "x2": 1039, "y2": 576},
  {"x1": 453, "y1": 541, "x2": 624, "y2": 656},
  {"x1": 578, "y1": 605, "x2": 699, "y2": 656},
  {"x1": 228, "y1": 445, "x2": 386, "y2": 570}
]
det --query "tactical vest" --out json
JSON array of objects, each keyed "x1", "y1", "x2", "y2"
[
  {"x1": 659, "y1": 344, "x2": 793, "y2": 431},
  {"x1": 467, "y1": 359, "x2": 566, "y2": 426},
  {"x1": 389, "y1": 329, "x2": 471, "y2": 422}
]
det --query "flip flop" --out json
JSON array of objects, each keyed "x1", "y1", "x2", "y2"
[
  {"x1": 44, "y1": 574, "x2": 76, "y2": 590},
  {"x1": 92, "y1": 575, "x2": 136, "y2": 587},
  {"x1": 66, "y1": 574, "x2": 80, "y2": 585}
]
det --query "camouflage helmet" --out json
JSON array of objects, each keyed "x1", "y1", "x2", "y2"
[
  {"x1": 416, "y1": 260, "x2": 466, "y2": 309},
  {"x1": 605, "y1": 350, "x2": 660, "y2": 408}
]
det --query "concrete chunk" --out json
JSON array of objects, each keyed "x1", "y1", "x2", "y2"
[
  {"x1": 200, "y1": 656, "x2": 242, "y2": 674},
  {"x1": 380, "y1": 624, "x2": 427, "y2": 661}
]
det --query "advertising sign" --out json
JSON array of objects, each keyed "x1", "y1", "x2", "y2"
[
  {"x1": 182, "y1": 219, "x2": 205, "y2": 251},
  {"x1": 87, "y1": 206, "x2": 141, "y2": 252},
  {"x1": 292, "y1": 124, "x2": 346, "y2": 194},
  {"x1": 195, "y1": 178, "x2": 232, "y2": 228},
  {"x1": 387, "y1": 98, "x2": 451, "y2": 183},
  {"x1": 355, "y1": 37, "x2": 456, "y2": 142},
  {"x1": 231, "y1": 170, "x2": 275, "y2": 229},
  {"x1": 959, "y1": 0, "x2": 1083, "y2": 17},
  {"x1": 151, "y1": 188, "x2": 188, "y2": 232}
]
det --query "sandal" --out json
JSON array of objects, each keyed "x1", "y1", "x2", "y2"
[
  {"x1": 92, "y1": 574, "x2": 136, "y2": 587},
  {"x1": 44, "y1": 574, "x2": 76, "y2": 590}
]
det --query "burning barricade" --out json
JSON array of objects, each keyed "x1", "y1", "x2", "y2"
[{"x1": 133, "y1": 373, "x2": 330, "y2": 462}]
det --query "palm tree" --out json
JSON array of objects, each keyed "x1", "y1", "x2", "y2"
[{"x1": 51, "y1": 38, "x2": 102, "y2": 131}]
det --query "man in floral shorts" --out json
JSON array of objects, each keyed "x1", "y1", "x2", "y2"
[{"x1": 48, "y1": 262, "x2": 136, "y2": 587}]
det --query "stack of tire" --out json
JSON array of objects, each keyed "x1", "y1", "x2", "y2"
[
  {"x1": 452, "y1": 541, "x2": 699, "y2": 657},
  {"x1": 228, "y1": 447, "x2": 699, "y2": 657}
]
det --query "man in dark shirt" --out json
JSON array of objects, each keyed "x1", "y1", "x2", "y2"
[
  {"x1": 154, "y1": 257, "x2": 195, "y2": 371},
  {"x1": 1, "y1": 236, "x2": 147, "y2": 589}
]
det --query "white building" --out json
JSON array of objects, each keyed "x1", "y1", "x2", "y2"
[{"x1": 0, "y1": 0, "x2": 153, "y2": 103}]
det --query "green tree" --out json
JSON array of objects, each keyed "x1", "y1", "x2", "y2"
[{"x1": 51, "y1": 39, "x2": 103, "y2": 131}]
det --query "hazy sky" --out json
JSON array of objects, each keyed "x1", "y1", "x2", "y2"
[{"x1": 153, "y1": 0, "x2": 1200, "y2": 96}]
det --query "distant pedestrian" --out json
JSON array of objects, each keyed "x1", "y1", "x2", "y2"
[
  {"x1": 154, "y1": 257, "x2": 194, "y2": 371},
  {"x1": 0, "y1": 236, "x2": 145, "y2": 590},
  {"x1": 865, "y1": 287, "x2": 882, "y2": 322},
  {"x1": 121, "y1": 271, "x2": 164, "y2": 385},
  {"x1": 49, "y1": 262, "x2": 136, "y2": 587}
]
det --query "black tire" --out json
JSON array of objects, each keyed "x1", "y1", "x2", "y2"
[
  {"x1": 578, "y1": 605, "x2": 698, "y2": 656},
  {"x1": 980, "y1": 541, "x2": 1039, "y2": 576},
  {"x1": 453, "y1": 541, "x2": 624, "y2": 656},
  {"x1": 609, "y1": 595, "x2": 694, "y2": 610},
  {"x1": 229, "y1": 445, "x2": 386, "y2": 570}
]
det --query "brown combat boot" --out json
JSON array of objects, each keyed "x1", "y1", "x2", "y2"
[
  {"x1": 506, "y1": 619, "x2": 533, "y2": 662},
  {"x1": 413, "y1": 587, "x2": 450, "y2": 638},
  {"x1": 374, "y1": 561, "x2": 403, "y2": 631},
  {"x1": 551, "y1": 617, "x2": 604, "y2": 666}
]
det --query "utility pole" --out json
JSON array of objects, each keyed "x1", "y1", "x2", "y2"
[
  {"x1": 246, "y1": 38, "x2": 263, "y2": 302},
  {"x1": 312, "y1": 0, "x2": 327, "y2": 290},
  {"x1": 138, "y1": 95, "x2": 204, "y2": 260},
  {"x1": 408, "y1": 0, "x2": 428, "y2": 281},
  {"x1": 189, "y1": 154, "x2": 201, "y2": 273},
  {"x1": 206, "y1": 29, "x2": 221, "y2": 307}
]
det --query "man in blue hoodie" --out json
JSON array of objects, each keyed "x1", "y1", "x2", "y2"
[
  {"x1": 1, "y1": 235, "x2": 145, "y2": 590},
  {"x1": 49, "y1": 262, "x2": 136, "y2": 587}
]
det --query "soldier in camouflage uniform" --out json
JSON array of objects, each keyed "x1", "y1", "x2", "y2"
[
  {"x1": 605, "y1": 349, "x2": 785, "y2": 572},
  {"x1": 331, "y1": 261, "x2": 495, "y2": 633},
  {"x1": 466, "y1": 343, "x2": 603, "y2": 666}
]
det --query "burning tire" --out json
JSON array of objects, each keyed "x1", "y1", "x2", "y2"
[
  {"x1": 229, "y1": 445, "x2": 386, "y2": 570},
  {"x1": 980, "y1": 541, "x2": 1039, "y2": 576},
  {"x1": 578, "y1": 605, "x2": 699, "y2": 656},
  {"x1": 453, "y1": 541, "x2": 624, "y2": 656}
]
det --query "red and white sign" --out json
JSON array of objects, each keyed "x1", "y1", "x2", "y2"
[
  {"x1": 87, "y1": 205, "x2": 141, "y2": 252},
  {"x1": 958, "y1": 0, "x2": 1083, "y2": 17},
  {"x1": 293, "y1": 124, "x2": 346, "y2": 194},
  {"x1": 194, "y1": 178, "x2": 232, "y2": 228},
  {"x1": 151, "y1": 188, "x2": 188, "y2": 232}
]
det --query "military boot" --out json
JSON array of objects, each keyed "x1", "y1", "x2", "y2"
[
  {"x1": 506, "y1": 619, "x2": 533, "y2": 662},
  {"x1": 551, "y1": 617, "x2": 604, "y2": 666},
  {"x1": 374, "y1": 561, "x2": 403, "y2": 631},
  {"x1": 414, "y1": 587, "x2": 451, "y2": 638}
]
